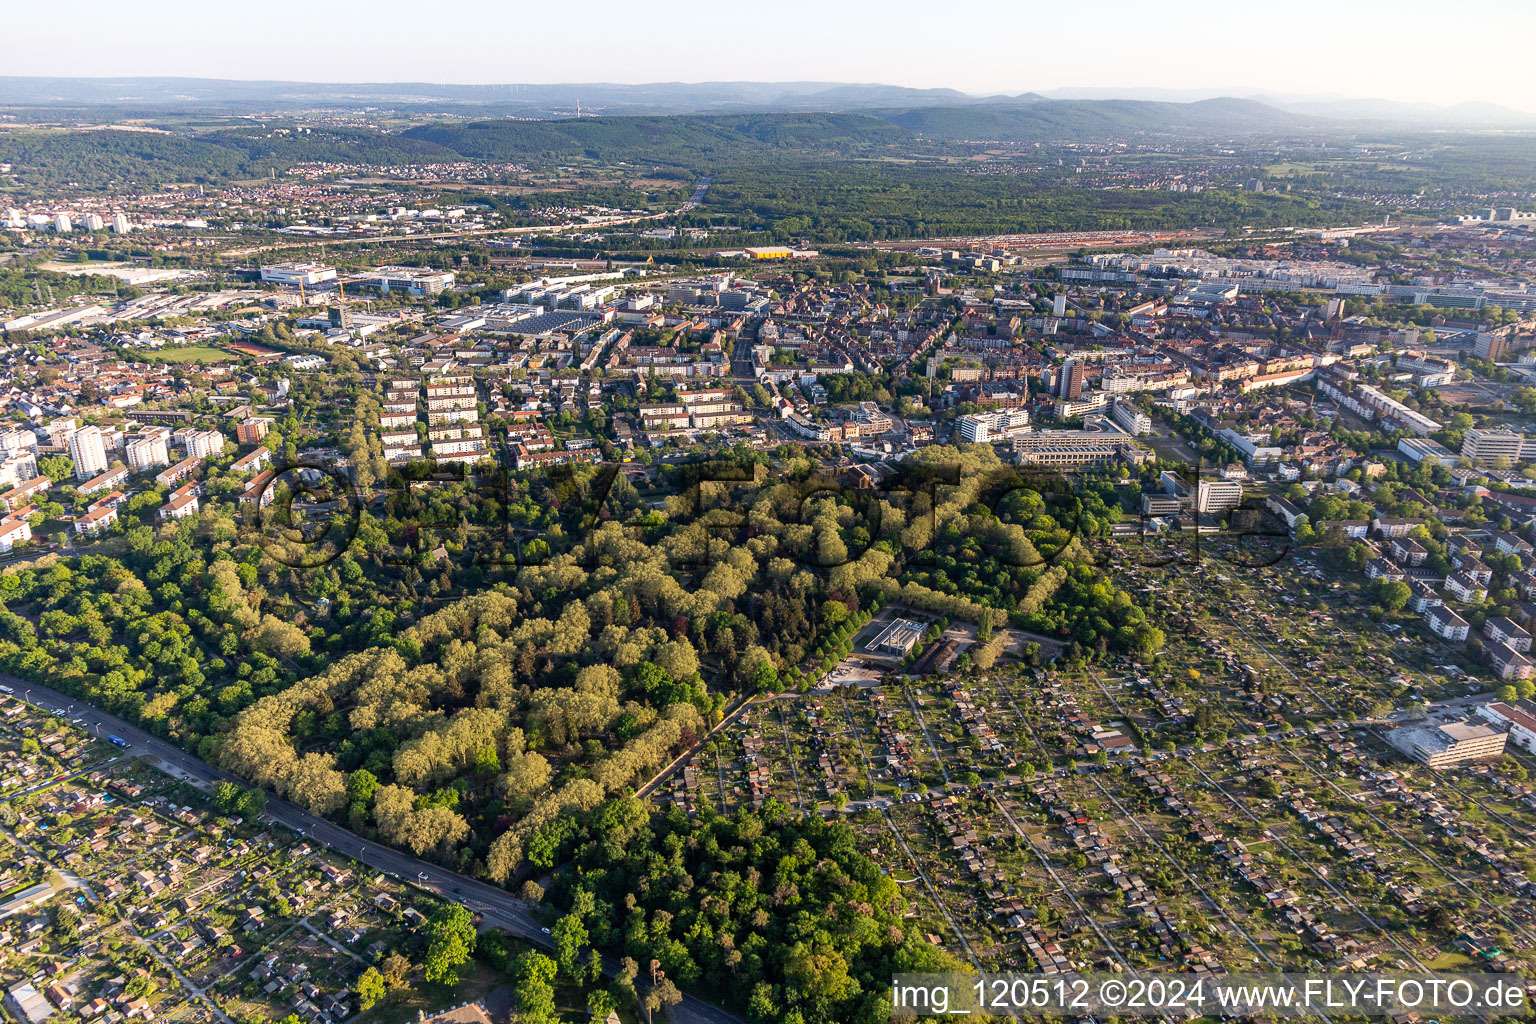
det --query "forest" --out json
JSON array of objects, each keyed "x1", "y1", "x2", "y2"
[
  {"x1": 540, "y1": 797, "x2": 966, "y2": 1024},
  {"x1": 0, "y1": 425, "x2": 1162, "y2": 892},
  {"x1": 683, "y1": 163, "x2": 1381, "y2": 242}
]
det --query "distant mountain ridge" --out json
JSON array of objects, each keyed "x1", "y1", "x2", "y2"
[
  {"x1": 0, "y1": 77, "x2": 1015, "y2": 116},
  {"x1": 1, "y1": 76, "x2": 1528, "y2": 129},
  {"x1": 883, "y1": 97, "x2": 1310, "y2": 140}
]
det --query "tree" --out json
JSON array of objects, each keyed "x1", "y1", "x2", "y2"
[
  {"x1": 1376, "y1": 579, "x2": 1410, "y2": 613},
  {"x1": 379, "y1": 953, "x2": 412, "y2": 992},
  {"x1": 38, "y1": 455, "x2": 74, "y2": 483},
  {"x1": 587, "y1": 990, "x2": 616, "y2": 1020},
  {"x1": 236, "y1": 787, "x2": 266, "y2": 819},
  {"x1": 551, "y1": 909, "x2": 589, "y2": 979},
  {"x1": 511, "y1": 952, "x2": 559, "y2": 1024},
  {"x1": 253, "y1": 615, "x2": 311, "y2": 659},
  {"x1": 355, "y1": 967, "x2": 387, "y2": 1011},
  {"x1": 346, "y1": 769, "x2": 379, "y2": 804},
  {"x1": 421, "y1": 904, "x2": 476, "y2": 985}
]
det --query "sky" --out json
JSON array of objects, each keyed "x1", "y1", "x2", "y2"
[{"x1": 10, "y1": 0, "x2": 1536, "y2": 112}]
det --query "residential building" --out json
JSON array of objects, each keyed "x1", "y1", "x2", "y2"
[
  {"x1": 1390, "y1": 537, "x2": 1428, "y2": 567},
  {"x1": 0, "y1": 517, "x2": 31, "y2": 553},
  {"x1": 176, "y1": 428, "x2": 226, "y2": 459},
  {"x1": 1484, "y1": 615, "x2": 1533, "y2": 652},
  {"x1": 77, "y1": 464, "x2": 128, "y2": 497},
  {"x1": 68, "y1": 426, "x2": 109, "y2": 480},
  {"x1": 1109, "y1": 399, "x2": 1151, "y2": 436},
  {"x1": 125, "y1": 432, "x2": 171, "y2": 472},
  {"x1": 159, "y1": 488, "x2": 200, "y2": 522},
  {"x1": 230, "y1": 447, "x2": 272, "y2": 476},
  {"x1": 1057, "y1": 360, "x2": 1083, "y2": 400},
  {"x1": 236, "y1": 418, "x2": 273, "y2": 444},
  {"x1": 1479, "y1": 702, "x2": 1536, "y2": 754},
  {"x1": 1486, "y1": 640, "x2": 1534, "y2": 680},
  {"x1": 1424, "y1": 604, "x2": 1470, "y2": 641},
  {"x1": 1444, "y1": 572, "x2": 1487, "y2": 604}
]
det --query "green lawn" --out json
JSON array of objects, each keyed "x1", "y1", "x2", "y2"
[{"x1": 152, "y1": 345, "x2": 235, "y2": 364}]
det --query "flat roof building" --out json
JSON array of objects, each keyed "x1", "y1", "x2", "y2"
[
  {"x1": 260, "y1": 262, "x2": 337, "y2": 287},
  {"x1": 868, "y1": 618, "x2": 926, "y2": 656},
  {"x1": 1387, "y1": 718, "x2": 1507, "y2": 769}
]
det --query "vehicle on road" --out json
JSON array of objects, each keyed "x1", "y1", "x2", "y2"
[{"x1": 107, "y1": 735, "x2": 128, "y2": 747}]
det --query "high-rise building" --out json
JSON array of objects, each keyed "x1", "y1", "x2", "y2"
[
  {"x1": 111, "y1": 213, "x2": 132, "y2": 234},
  {"x1": 1058, "y1": 360, "x2": 1083, "y2": 400},
  {"x1": 1197, "y1": 480, "x2": 1244, "y2": 515},
  {"x1": 1474, "y1": 332, "x2": 1508, "y2": 362},
  {"x1": 52, "y1": 213, "x2": 72, "y2": 234},
  {"x1": 175, "y1": 428, "x2": 226, "y2": 459},
  {"x1": 1109, "y1": 398, "x2": 1150, "y2": 436},
  {"x1": 125, "y1": 433, "x2": 171, "y2": 472},
  {"x1": 68, "y1": 426, "x2": 109, "y2": 480},
  {"x1": 81, "y1": 213, "x2": 104, "y2": 232},
  {"x1": 236, "y1": 417, "x2": 273, "y2": 445},
  {"x1": 1052, "y1": 293, "x2": 1067, "y2": 317}
]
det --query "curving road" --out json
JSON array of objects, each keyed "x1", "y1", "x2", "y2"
[{"x1": 3, "y1": 674, "x2": 741, "y2": 1024}]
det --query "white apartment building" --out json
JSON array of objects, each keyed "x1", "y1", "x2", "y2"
[
  {"x1": 1479, "y1": 702, "x2": 1536, "y2": 754},
  {"x1": 0, "y1": 452, "x2": 38, "y2": 489},
  {"x1": 0, "y1": 429, "x2": 38, "y2": 456},
  {"x1": 125, "y1": 433, "x2": 171, "y2": 472},
  {"x1": 175, "y1": 428, "x2": 226, "y2": 459},
  {"x1": 957, "y1": 409, "x2": 1030, "y2": 444},
  {"x1": 68, "y1": 426, "x2": 109, "y2": 480},
  {"x1": 0, "y1": 518, "x2": 31, "y2": 553},
  {"x1": 1425, "y1": 604, "x2": 1470, "y2": 642},
  {"x1": 1484, "y1": 615, "x2": 1533, "y2": 652},
  {"x1": 1109, "y1": 399, "x2": 1151, "y2": 436}
]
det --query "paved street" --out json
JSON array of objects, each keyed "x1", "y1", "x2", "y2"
[{"x1": 3, "y1": 674, "x2": 742, "y2": 1024}]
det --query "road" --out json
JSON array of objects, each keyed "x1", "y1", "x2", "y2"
[{"x1": 3, "y1": 675, "x2": 742, "y2": 1024}]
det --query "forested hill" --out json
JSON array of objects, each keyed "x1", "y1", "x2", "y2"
[
  {"x1": 883, "y1": 96, "x2": 1311, "y2": 139},
  {"x1": 396, "y1": 112, "x2": 912, "y2": 162},
  {"x1": 0, "y1": 97, "x2": 1327, "y2": 188}
]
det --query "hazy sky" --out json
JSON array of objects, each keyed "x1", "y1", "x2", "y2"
[{"x1": 12, "y1": 0, "x2": 1535, "y2": 110}]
